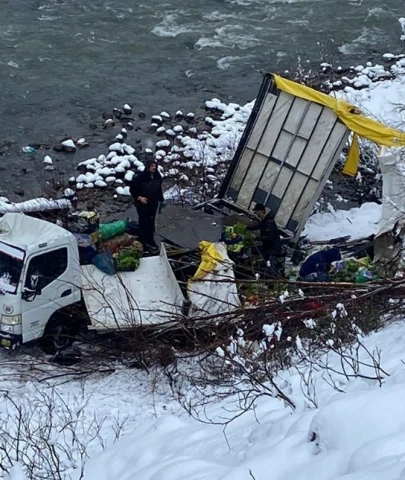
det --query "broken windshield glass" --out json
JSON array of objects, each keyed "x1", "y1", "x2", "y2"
[{"x1": 0, "y1": 243, "x2": 25, "y2": 294}]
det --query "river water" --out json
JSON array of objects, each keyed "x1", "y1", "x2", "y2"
[{"x1": 0, "y1": 0, "x2": 403, "y2": 198}]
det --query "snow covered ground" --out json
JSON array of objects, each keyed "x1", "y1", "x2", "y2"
[
  {"x1": 303, "y1": 202, "x2": 381, "y2": 241},
  {"x1": 0, "y1": 200, "x2": 402, "y2": 480},
  {"x1": 6, "y1": 313, "x2": 405, "y2": 479},
  {"x1": 79, "y1": 321, "x2": 405, "y2": 480}
]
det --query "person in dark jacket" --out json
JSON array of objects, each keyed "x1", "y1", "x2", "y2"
[
  {"x1": 247, "y1": 203, "x2": 284, "y2": 277},
  {"x1": 129, "y1": 159, "x2": 164, "y2": 249},
  {"x1": 299, "y1": 247, "x2": 341, "y2": 281}
]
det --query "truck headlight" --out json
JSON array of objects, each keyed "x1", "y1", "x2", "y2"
[{"x1": 1, "y1": 314, "x2": 22, "y2": 325}]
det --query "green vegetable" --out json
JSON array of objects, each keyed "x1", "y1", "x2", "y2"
[
  {"x1": 224, "y1": 222, "x2": 255, "y2": 251},
  {"x1": 114, "y1": 248, "x2": 142, "y2": 271}
]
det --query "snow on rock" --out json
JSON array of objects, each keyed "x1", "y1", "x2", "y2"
[
  {"x1": 109, "y1": 142, "x2": 124, "y2": 153},
  {"x1": 115, "y1": 186, "x2": 131, "y2": 196},
  {"x1": 156, "y1": 139, "x2": 171, "y2": 148},
  {"x1": 124, "y1": 171, "x2": 135, "y2": 181},
  {"x1": 303, "y1": 202, "x2": 381, "y2": 241},
  {"x1": 121, "y1": 144, "x2": 133, "y2": 155},
  {"x1": 61, "y1": 139, "x2": 76, "y2": 149}
]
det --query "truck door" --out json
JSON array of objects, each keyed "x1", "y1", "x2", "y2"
[{"x1": 21, "y1": 246, "x2": 81, "y2": 343}]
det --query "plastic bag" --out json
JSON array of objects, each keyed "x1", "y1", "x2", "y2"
[
  {"x1": 355, "y1": 267, "x2": 374, "y2": 284},
  {"x1": 91, "y1": 250, "x2": 116, "y2": 275},
  {"x1": 97, "y1": 220, "x2": 127, "y2": 241},
  {"x1": 125, "y1": 221, "x2": 139, "y2": 236}
]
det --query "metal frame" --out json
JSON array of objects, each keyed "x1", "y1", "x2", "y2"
[{"x1": 198, "y1": 73, "x2": 350, "y2": 242}]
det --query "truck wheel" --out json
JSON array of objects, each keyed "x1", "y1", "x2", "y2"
[{"x1": 40, "y1": 317, "x2": 75, "y2": 355}]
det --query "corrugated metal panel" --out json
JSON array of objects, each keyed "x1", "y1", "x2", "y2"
[{"x1": 220, "y1": 74, "x2": 350, "y2": 240}]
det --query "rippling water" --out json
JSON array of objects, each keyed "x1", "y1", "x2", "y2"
[{"x1": 0, "y1": 0, "x2": 403, "y2": 149}]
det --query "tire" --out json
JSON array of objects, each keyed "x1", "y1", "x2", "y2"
[{"x1": 40, "y1": 316, "x2": 75, "y2": 355}]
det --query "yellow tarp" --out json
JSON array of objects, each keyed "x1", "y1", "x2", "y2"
[
  {"x1": 273, "y1": 75, "x2": 405, "y2": 176},
  {"x1": 190, "y1": 241, "x2": 224, "y2": 281}
]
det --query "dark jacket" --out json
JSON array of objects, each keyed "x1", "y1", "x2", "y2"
[
  {"x1": 129, "y1": 162, "x2": 164, "y2": 209},
  {"x1": 247, "y1": 212, "x2": 282, "y2": 255},
  {"x1": 299, "y1": 248, "x2": 341, "y2": 278}
]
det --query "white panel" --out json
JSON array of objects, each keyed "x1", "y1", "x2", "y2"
[
  {"x1": 257, "y1": 92, "x2": 294, "y2": 157},
  {"x1": 275, "y1": 172, "x2": 307, "y2": 226},
  {"x1": 283, "y1": 97, "x2": 308, "y2": 134},
  {"x1": 272, "y1": 167, "x2": 293, "y2": 201},
  {"x1": 237, "y1": 153, "x2": 268, "y2": 208},
  {"x1": 82, "y1": 246, "x2": 185, "y2": 330},
  {"x1": 285, "y1": 137, "x2": 307, "y2": 168},
  {"x1": 291, "y1": 178, "x2": 318, "y2": 224},
  {"x1": 271, "y1": 168, "x2": 294, "y2": 228},
  {"x1": 297, "y1": 108, "x2": 337, "y2": 176},
  {"x1": 272, "y1": 130, "x2": 294, "y2": 162},
  {"x1": 311, "y1": 122, "x2": 348, "y2": 180},
  {"x1": 298, "y1": 102, "x2": 323, "y2": 139},
  {"x1": 247, "y1": 93, "x2": 277, "y2": 150},
  {"x1": 258, "y1": 161, "x2": 281, "y2": 192},
  {"x1": 230, "y1": 148, "x2": 255, "y2": 191}
]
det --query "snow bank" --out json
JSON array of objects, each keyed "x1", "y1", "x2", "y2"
[
  {"x1": 79, "y1": 321, "x2": 405, "y2": 480},
  {"x1": 0, "y1": 198, "x2": 71, "y2": 214},
  {"x1": 303, "y1": 202, "x2": 381, "y2": 241},
  {"x1": 336, "y1": 63, "x2": 405, "y2": 129}
]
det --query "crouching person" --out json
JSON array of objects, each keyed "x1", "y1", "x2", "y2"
[{"x1": 299, "y1": 247, "x2": 341, "y2": 282}]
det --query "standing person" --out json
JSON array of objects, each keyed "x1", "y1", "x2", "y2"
[
  {"x1": 247, "y1": 203, "x2": 284, "y2": 277},
  {"x1": 129, "y1": 159, "x2": 164, "y2": 250}
]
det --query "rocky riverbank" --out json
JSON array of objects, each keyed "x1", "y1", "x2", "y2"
[{"x1": 1, "y1": 54, "x2": 404, "y2": 218}]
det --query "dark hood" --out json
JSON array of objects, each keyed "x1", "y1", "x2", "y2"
[
  {"x1": 142, "y1": 159, "x2": 161, "y2": 179},
  {"x1": 323, "y1": 248, "x2": 341, "y2": 263},
  {"x1": 145, "y1": 159, "x2": 158, "y2": 170}
]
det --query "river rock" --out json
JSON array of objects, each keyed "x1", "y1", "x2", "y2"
[
  {"x1": 103, "y1": 119, "x2": 115, "y2": 129},
  {"x1": 62, "y1": 139, "x2": 77, "y2": 152},
  {"x1": 77, "y1": 138, "x2": 89, "y2": 148},
  {"x1": 123, "y1": 104, "x2": 132, "y2": 115},
  {"x1": 186, "y1": 112, "x2": 195, "y2": 123},
  {"x1": 123, "y1": 121, "x2": 134, "y2": 130},
  {"x1": 113, "y1": 108, "x2": 123, "y2": 119}
]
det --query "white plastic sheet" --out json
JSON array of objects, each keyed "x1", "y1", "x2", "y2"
[
  {"x1": 188, "y1": 243, "x2": 240, "y2": 317},
  {"x1": 377, "y1": 147, "x2": 405, "y2": 236}
]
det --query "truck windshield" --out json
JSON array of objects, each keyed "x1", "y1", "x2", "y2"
[{"x1": 0, "y1": 243, "x2": 25, "y2": 294}]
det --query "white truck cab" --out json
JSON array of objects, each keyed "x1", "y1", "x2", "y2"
[
  {"x1": 0, "y1": 213, "x2": 187, "y2": 352},
  {"x1": 0, "y1": 213, "x2": 82, "y2": 349},
  {"x1": 0, "y1": 213, "x2": 237, "y2": 353}
]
